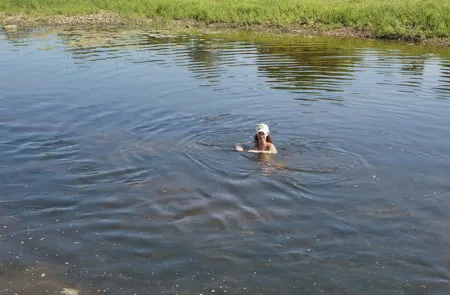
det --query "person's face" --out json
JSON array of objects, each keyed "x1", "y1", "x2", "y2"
[{"x1": 257, "y1": 131, "x2": 267, "y2": 141}]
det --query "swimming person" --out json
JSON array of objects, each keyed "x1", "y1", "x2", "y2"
[{"x1": 236, "y1": 123, "x2": 278, "y2": 154}]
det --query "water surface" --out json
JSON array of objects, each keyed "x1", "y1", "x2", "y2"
[{"x1": 1, "y1": 27, "x2": 450, "y2": 294}]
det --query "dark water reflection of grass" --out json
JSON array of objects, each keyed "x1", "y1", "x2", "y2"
[{"x1": 2, "y1": 27, "x2": 450, "y2": 94}]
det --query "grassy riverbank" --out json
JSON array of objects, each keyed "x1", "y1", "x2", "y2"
[{"x1": 1, "y1": 0, "x2": 449, "y2": 41}]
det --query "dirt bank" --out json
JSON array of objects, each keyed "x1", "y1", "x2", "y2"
[{"x1": 1, "y1": 12, "x2": 449, "y2": 46}]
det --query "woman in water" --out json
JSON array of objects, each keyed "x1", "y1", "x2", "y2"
[{"x1": 236, "y1": 123, "x2": 278, "y2": 154}]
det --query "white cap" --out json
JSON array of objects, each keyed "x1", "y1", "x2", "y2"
[{"x1": 256, "y1": 123, "x2": 270, "y2": 136}]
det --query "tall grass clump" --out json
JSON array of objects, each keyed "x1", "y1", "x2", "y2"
[
  {"x1": 0, "y1": 0, "x2": 99, "y2": 15},
  {"x1": 1, "y1": 0, "x2": 449, "y2": 39}
]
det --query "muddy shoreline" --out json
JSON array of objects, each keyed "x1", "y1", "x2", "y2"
[{"x1": 1, "y1": 12, "x2": 449, "y2": 46}]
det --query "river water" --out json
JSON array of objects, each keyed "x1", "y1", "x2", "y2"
[{"x1": 0, "y1": 27, "x2": 449, "y2": 294}]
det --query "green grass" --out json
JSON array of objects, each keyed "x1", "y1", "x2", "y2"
[{"x1": 1, "y1": 0, "x2": 449, "y2": 39}]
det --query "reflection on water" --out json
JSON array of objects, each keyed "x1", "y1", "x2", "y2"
[
  {"x1": 1, "y1": 26, "x2": 450, "y2": 294},
  {"x1": 255, "y1": 40, "x2": 359, "y2": 98}
]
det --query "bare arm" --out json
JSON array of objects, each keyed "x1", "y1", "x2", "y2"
[
  {"x1": 247, "y1": 149, "x2": 277, "y2": 154},
  {"x1": 236, "y1": 143, "x2": 277, "y2": 154},
  {"x1": 248, "y1": 144, "x2": 277, "y2": 154}
]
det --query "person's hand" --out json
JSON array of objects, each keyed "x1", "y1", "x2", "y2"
[{"x1": 235, "y1": 144, "x2": 244, "y2": 152}]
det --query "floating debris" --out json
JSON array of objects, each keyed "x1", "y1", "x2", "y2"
[
  {"x1": 60, "y1": 288, "x2": 79, "y2": 295},
  {"x1": 3, "y1": 24, "x2": 18, "y2": 31}
]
